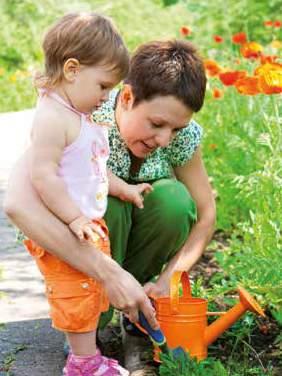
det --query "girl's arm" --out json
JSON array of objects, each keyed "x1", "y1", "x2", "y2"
[
  {"x1": 107, "y1": 169, "x2": 152, "y2": 209},
  {"x1": 30, "y1": 113, "x2": 104, "y2": 241},
  {"x1": 144, "y1": 147, "x2": 216, "y2": 296},
  {"x1": 29, "y1": 112, "x2": 81, "y2": 224}
]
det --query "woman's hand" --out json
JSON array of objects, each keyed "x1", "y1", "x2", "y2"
[
  {"x1": 103, "y1": 264, "x2": 159, "y2": 329},
  {"x1": 143, "y1": 278, "x2": 170, "y2": 299}
]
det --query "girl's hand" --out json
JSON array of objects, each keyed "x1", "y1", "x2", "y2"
[
  {"x1": 120, "y1": 183, "x2": 153, "y2": 209},
  {"x1": 68, "y1": 216, "x2": 107, "y2": 243}
]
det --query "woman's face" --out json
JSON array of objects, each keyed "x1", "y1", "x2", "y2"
[{"x1": 117, "y1": 87, "x2": 193, "y2": 158}]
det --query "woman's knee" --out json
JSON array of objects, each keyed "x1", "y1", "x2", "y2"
[{"x1": 146, "y1": 179, "x2": 196, "y2": 228}]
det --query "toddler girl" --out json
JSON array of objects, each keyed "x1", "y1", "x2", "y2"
[{"x1": 24, "y1": 12, "x2": 130, "y2": 375}]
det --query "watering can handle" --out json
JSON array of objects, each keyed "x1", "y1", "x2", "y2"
[{"x1": 170, "y1": 271, "x2": 191, "y2": 314}]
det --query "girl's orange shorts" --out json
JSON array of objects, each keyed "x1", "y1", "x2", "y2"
[{"x1": 24, "y1": 219, "x2": 110, "y2": 333}]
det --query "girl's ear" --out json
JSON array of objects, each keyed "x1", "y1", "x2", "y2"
[
  {"x1": 120, "y1": 84, "x2": 135, "y2": 110},
  {"x1": 63, "y1": 58, "x2": 80, "y2": 82}
]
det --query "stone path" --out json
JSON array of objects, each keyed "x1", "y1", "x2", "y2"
[{"x1": 0, "y1": 109, "x2": 65, "y2": 375}]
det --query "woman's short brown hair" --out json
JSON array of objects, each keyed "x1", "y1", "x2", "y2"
[
  {"x1": 125, "y1": 40, "x2": 206, "y2": 112},
  {"x1": 35, "y1": 12, "x2": 129, "y2": 88}
]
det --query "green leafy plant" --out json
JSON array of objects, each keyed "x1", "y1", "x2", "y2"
[
  {"x1": 159, "y1": 347, "x2": 274, "y2": 375},
  {"x1": 159, "y1": 351, "x2": 228, "y2": 376}
]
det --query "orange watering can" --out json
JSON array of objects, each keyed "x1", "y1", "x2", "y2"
[{"x1": 153, "y1": 271, "x2": 265, "y2": 361}]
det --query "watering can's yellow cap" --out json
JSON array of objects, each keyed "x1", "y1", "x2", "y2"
[{"x1": 238, "y1": 287, "x2": 265, "y2": 317}]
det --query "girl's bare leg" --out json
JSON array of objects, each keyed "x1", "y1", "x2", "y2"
[{"x1": 66, "y1": 331, "x2": 97, "y2": 356}]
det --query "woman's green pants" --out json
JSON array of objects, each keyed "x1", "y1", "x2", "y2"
[{"x1": 99, "y1": 178, "x2": 196, "y2": 327}]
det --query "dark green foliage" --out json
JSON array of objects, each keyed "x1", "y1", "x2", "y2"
[{"x1": 159, "y1": 351, "x2": 229, "y2": 376}]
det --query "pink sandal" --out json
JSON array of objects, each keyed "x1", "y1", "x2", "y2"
[{"x1": 63, "y1": 351, "x2": 129, "y2": 376}]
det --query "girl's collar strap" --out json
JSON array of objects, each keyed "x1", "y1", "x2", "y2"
[{"x1": 38, "y1": 89, "x2": 92, "y2": 119}]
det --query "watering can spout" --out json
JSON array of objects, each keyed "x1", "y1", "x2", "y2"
[{"x1": 204, "y1": 287, "x2": 265, "y2": 346}]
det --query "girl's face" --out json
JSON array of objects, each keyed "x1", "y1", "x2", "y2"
[
  {"x1": 117, "y1": 86, "x2": 193, "y2": 158},
  {"x1": 63, "y1": 60, "x2": 119, "y2": 113}
]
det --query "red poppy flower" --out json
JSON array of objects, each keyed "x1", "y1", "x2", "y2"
[
  {"x1": 274, "y1": 20, "x2": 282, "y2": 28},
  {"x1": 234, "y1": 76, "x2": 261, "y2": 95},
  {"x1": 213, "y1": 35, "x2": 224, "y2": 43},
  {"x1": 240, "y1": 42, "x2": 263, "y2": 59},
  {"x1": 180, "y1": 26, "x2": 191, "y2": 37},
  {"x1": 204, "y1": 59, "x2": 222, "y2": 77},
  {"x1": 212, "y1": 88, "x2": 223, "y2": 99},
  {"x1": 219, "y1": 70, "x2": 247, "y2": 86},
  {"x1": 232, "y1": 32, "x2": 247, "y2": 45},
  {"x1": 264, "y1": 20, "x2": 273, "y2": 27},
  {"x1": 255, "y1": 62, "x2": 282, "y2": 94}
]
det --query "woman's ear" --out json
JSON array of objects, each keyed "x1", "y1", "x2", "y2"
[
  {"x1": 120, "y1": 84, "x2": 135, "y2": 110},
  {"x1": 63, "y1": 58, "x2": 80, "y2": 82}
]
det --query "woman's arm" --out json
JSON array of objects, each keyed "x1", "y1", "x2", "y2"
[
  {"x1": 3, "y1": 155, "x2": 158, "y2": 327},
  {"x1": 144, "y1": 147, "x2": 216, "y2": 296}
]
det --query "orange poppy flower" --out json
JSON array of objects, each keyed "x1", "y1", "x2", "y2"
[
  {"x1": 219, "y1": 70, "x2": 247, "y2": 86},
  {"x1": 180, "y1": 26, "x2": 192, "y2": 37},
  {"x1": 255, "y1": 62, "x2": 282, "y2": 94},
  {"x1": 274, "y1": 20, "x2": 282, "y2": 28},
  {"x1": 259, "y1": 76, "x2": 282, "y2": 94},
  {"x1": 213, "y1": 35, "x2": 224, "y2": 43},
  {"x1": 232, "y1": 32, "x2": 247, "y2": 45},
  {"x1": 209, "y1": 143, "x2": 218, "y2": 150},
  {"x1": 234, "y1": 76, "x2": 261, "y2": 95},
  {"x1": 260, "y1": 54, "x2": 277, "y2": 64},
  {"x1": 264, "y1": 20, "x2": 273, "y2": 27},
  {"x1": 240, "y1": 42, "x2": 263, "y2": 59},
  {"x1": 212, "y1": 88, "x2": 223, "y2": 99},
  {"x1": 204, "y1": 59, "x2": 222, "y2": 77}
]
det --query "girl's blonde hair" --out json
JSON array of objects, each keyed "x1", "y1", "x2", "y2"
[{"x1": 34, "y1": 12, "x2": 129, "y2": 88}]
